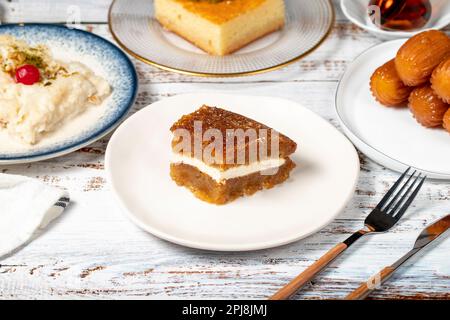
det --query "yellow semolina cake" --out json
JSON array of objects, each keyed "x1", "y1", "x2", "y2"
[{"x1": 154, "y1": 0, "x2": 285, "y2": 55}]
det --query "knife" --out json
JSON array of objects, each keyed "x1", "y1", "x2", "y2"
[{"x1": 346, "y1": 214, "x2": 450, "y2": 300}]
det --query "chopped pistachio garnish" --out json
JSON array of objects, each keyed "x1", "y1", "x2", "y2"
[{"x1": 0, "y1": 35, "x2": 70, "y2": 84}]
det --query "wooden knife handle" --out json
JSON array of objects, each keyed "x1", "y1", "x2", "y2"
[
  {"x1": 345, "y1": 266, "x2": 396, "y2": 300},
  {"x1": 269, "y1": 243, "x2": 348, "y2": 300}
]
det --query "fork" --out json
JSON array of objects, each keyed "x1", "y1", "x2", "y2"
[{"x1": 269, "y1": 168, "x2": 426, "y2": 300}]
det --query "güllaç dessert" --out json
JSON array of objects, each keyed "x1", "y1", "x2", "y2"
[
  {"x1": 170, "y1": 105, "x2": 297, "y2": 204},
  {"x1": 154, "y1": 0, "x2": 285, "y2": 55},
  {"x1": 0, "y1": 35, "x2": 111, "y2": 144}
]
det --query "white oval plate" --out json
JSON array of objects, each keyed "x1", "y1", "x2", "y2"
[
  {"x1": 341, "y1": 0, "x2": 450, "y2": 40},
  {"x1": 105, "y1": 93, "x2": 360, "y2": 251},
  {"x1": 336, "y1": 40, "x2": 450, "y2": 180}
]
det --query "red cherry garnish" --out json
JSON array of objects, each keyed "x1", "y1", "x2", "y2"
[{"x1": 15, "y1": 65, "x2": 41, "y2": 85}]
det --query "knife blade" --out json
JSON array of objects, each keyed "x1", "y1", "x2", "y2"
[
  {"x1": 346, "y1": 214, "x2": 450, "y2": 300},
  {"x1": 392, "y1": 214, "x2": 450, "y2": 269}
]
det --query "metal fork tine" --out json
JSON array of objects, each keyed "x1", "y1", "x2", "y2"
[
  {"x1": 376, "y1": 167, "x2": 411, "y2": 210},
  {"x1": 387, "y1": 173, "x2": 421, "y2": 216},
  {"x1": 383, "y1": 170, "x2": 417, "y2": 214},
  {"x1": 392, "y1": 175, "x2": 426, "y2": 220}
]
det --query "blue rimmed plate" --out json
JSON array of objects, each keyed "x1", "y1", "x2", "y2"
[{"x1": 0, "y1": 24, "x2": 138, "y2": 164}]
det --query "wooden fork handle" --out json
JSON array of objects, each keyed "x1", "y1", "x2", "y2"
[
  {"x1": 269, "y1": 243, "x2": 348, "y2": 300},
  {"x1": 345, "y1": 266, "x2": 396, "y2": 300}
]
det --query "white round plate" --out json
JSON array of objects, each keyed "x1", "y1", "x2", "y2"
[
  {"x1": 341, "y1": 0, "x2": 450, "y2": 40},
  {"x1": 108, "y1": 0, "x2": 334, "y2": 76},
  {"x1": 106, "y1": 93, "x2": 360, "y2": 251},
  {"x1": 336, "y1": 40, "x2": 450, "y2": 180}
]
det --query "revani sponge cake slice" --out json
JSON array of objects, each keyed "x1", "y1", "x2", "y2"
[
  {"x1": 154, "y1": 0, "x2": 285, "y2": 55},
  {"x1": 170, "y1": 105, "x2": 297, "y2": 205}
]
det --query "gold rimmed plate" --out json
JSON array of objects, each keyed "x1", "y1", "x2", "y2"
[{"x1": 108, "y1": 0, "x2": 334, "y2": 77}]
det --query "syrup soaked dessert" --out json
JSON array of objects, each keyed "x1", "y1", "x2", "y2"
[
  {"x1": 431, "y1": 56, "x2": 450, "y2": 104},
  {"x1": 395, "y1": 30, "x2": 450, "y2": 87},
  {"x1": 170, "y1": 105, "x2": 297, "y2": 205},
  {"x1": 370, "y1": 59, "x2": 412, "y2": 107},
  {"x1": 408, "y1": 85, "x2": 449, "y2": 128},
  {"x1": 155, "y1": 0, "x2": 285, "y2": 55},
  {"x1": 369, "y1": 0, "x2": 431, "y2": 31}
]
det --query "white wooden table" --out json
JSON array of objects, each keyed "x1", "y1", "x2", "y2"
[{"x1": 0, "y1": 0, "x2": 449, "y2": 300}]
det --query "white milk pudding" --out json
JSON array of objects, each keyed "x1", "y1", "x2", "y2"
[{"x1": 0, "y1": 35, "x2": 111, "y2": 144}]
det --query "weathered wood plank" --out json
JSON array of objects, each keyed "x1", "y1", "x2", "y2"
[
  {"x1": 0, "y1": 84, "x2": 448, "y2": 300},
  {"x1": 61, "y1": 23, "x2": 383, "y2": 84},
  {"x1": 0, "y1": 0, "x2": 112, "y2": 23},
  {"x1": 0, "y1": 0, "x2": 449, "y2": 300},
  {"x1": 0, "y1": 0, "x2": 348, "y2": 24},
  {"x1": 54, "y1": 24, "x2": 449, "y2": 84}
]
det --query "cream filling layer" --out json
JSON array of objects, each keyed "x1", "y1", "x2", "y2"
[{"x1": 171, "y1": 153, "x2": 286, "y2": 182}]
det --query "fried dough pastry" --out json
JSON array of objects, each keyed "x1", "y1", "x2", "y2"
[
  {"x1": 444, "y1": 109, "x2": 450, "y2": 133},
  {"x1": 370, "y1": 59, "x2": 413, "y2": 107},
  {"x1": 395, "y1": 30, "x2": 450, "y2": 86},
  {"x1": 431, "y1": 56, "x2": 450, "y2": 103},
  {"x1": 408, "y1": 85, "x2": 450, "y2": 128}
]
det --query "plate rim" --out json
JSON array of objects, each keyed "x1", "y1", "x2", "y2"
[
  {"x1": 0, "y1": 23, "x2": 139, "y2": 164},
  {"x1": 335, "y1": 39, "x2": 450, "y2": 180},
  {"x1": 105, "y1": 93, "x2": 361, "y2": 251},
  {"x1": 107, "y1": 0, "x2": 335, "y2": 78}
]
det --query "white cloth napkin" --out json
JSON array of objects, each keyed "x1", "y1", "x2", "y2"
[{"x1": 0, "y1": 173, "x2": 70, "y2": 258}]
